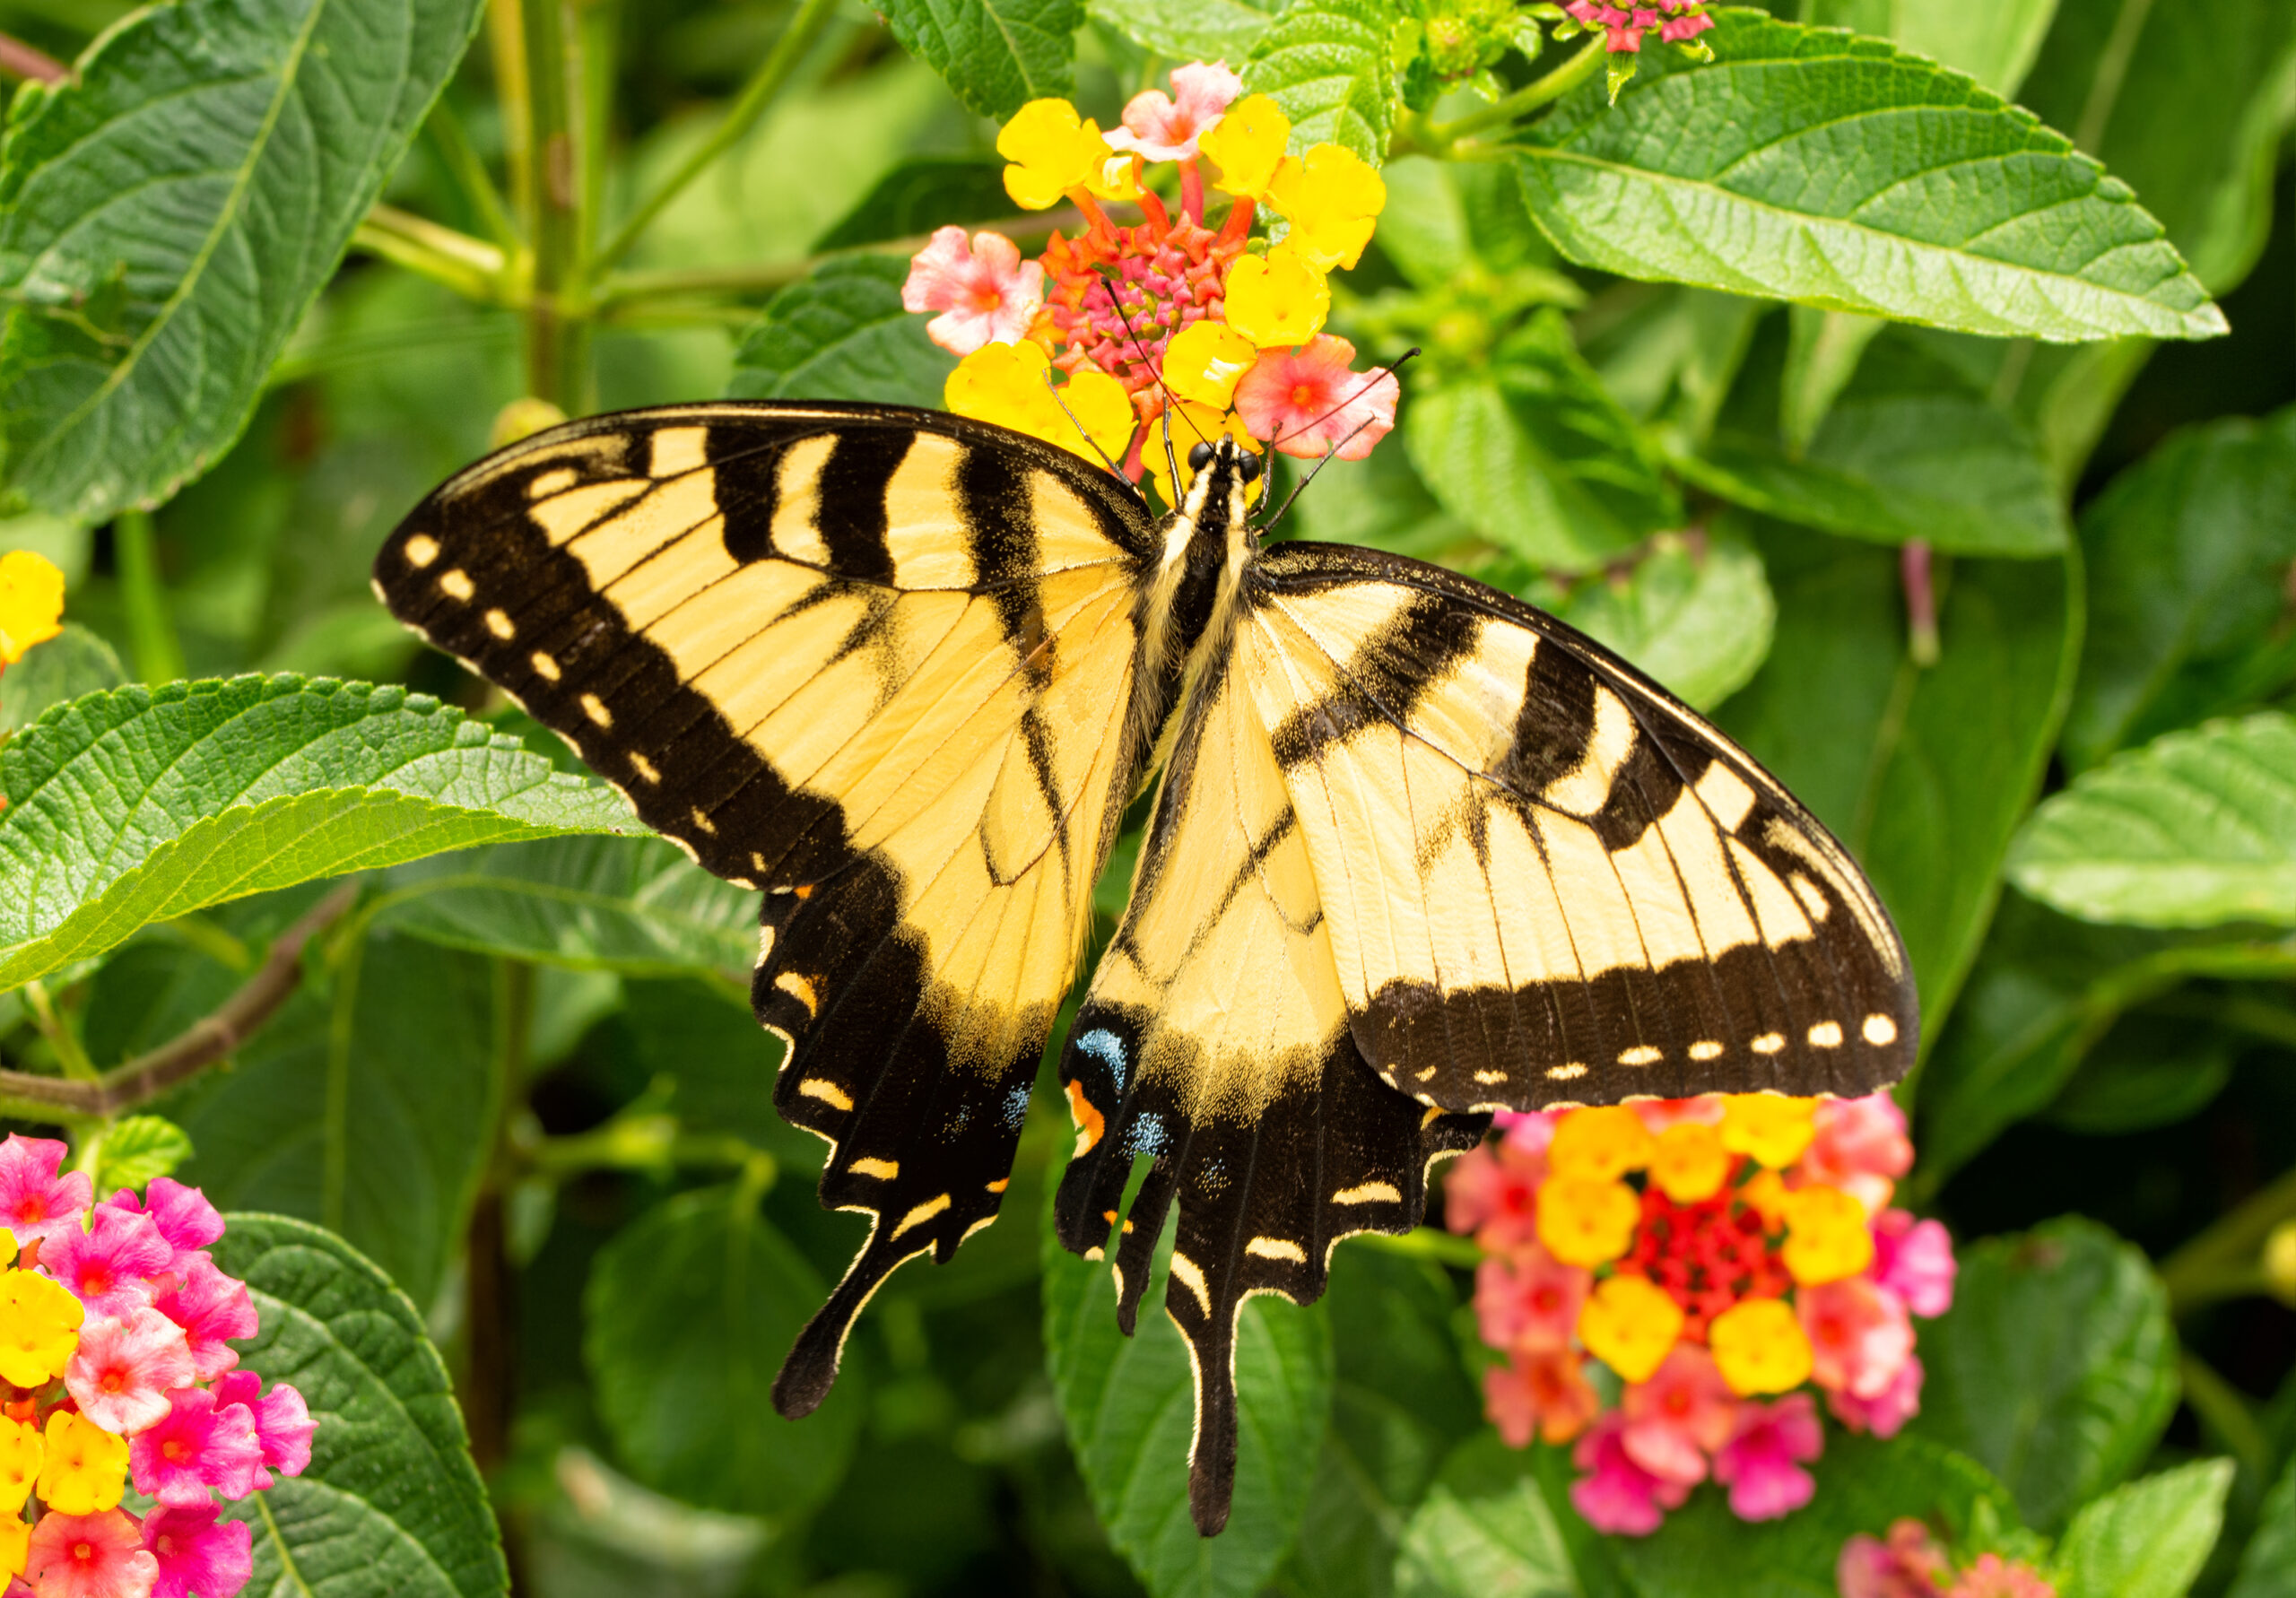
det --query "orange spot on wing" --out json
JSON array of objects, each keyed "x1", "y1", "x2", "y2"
[{"x1": 1065, "y1": 1079, "x2": 1106, "y2": 1156}]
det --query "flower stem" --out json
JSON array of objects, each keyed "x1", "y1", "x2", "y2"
[
  {"x1": 517, "y1": 0, "x2": 594, "y2": 414},
  {"x1": 423, "y1": 99, "x2": 522, "y2": 254},
  {"x1": 2179, "y1": 1352, "x2": 2274, "y2": 1479},
  {"x1": 591, "y1": 0, "x2": 840, "y2": 274},
  {"x1": 351, "y1": 204, "x2": 510, "y2": 302},
  {"x1": 114, "y1": 509, "x2": 185, "y2": 685},
  {"x1": 1427, "y1": 38, "x2": 1606, "y2": 147},
  {"x1": 0, "y1": 30, "x2": 65, "y2": 83},
  {"x1": 2160, "y1": 1162, "x2": 2296, "y2": 1315}
]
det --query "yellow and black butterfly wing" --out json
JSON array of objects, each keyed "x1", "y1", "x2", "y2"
[
  {"x1": 373, "y1": 403, "x2": 1160, "y2": 1411},
  {"x1": 1051, "y1": 628, "x2": 1485, "y2": 1534},
  {"x1": 1242, "y1": 542, "x2": 1918, "y2": 1113}
]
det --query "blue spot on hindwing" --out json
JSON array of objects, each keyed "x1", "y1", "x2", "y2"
[
  {"x1": 1124, "y1": 1112, "x2": 1168, "y2": 1159},
  {"x1": 1075, "y1": 1028, "x2": 1127, "y2": 1090},
  {"x1": 1002, "y1": 1086, "x2": 1031, "y2": 1129}
]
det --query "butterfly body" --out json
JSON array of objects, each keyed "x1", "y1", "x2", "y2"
[{"x1": 374, "y1": 404, "x2": 1916, "y2": 1535}]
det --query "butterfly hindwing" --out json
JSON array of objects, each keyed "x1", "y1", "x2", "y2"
[
  {"x1": 1053, "y1": 622, "x2": 1486, "y2": 1533},
  {"x1": 1241, "y1": 541, "x2": 1918, "y2": 1112},
  {"x1": 374, "y1": 403, "x2": 1161, "y2": 1410}
]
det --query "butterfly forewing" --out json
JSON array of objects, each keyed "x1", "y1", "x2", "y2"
[{"x1": 373, "y1": 403, "x2": 1161, "y2": 1411}]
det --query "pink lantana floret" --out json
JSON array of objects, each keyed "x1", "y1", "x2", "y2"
[
  {"x1": 1108, "y1": 61, "x2": 1244, "y2": 161},
  {"x1": 213, "y1": 1372, "x2": 314, "y2": 1485},
  {"x1": 1440, "y1": 1142, "x2": 1544, "y2": 1251},
  {"x1": 1711, "y1": 1393, "x2": 1822, "y2": 1521},
  {"x1": 1805, "y1": 1093, "x2": 1914, "y2": 1213},
  {"x1": 1483, "y1": 1348, "x2": 1598, "y2": 1448},
  {"x1": 130, "y1": 1387, "x2": 265, "y2": 1508},
  {"x1": 1873, "y1": 1210, "x2": 1958, "y2": 1318},
  {"x1": 66, "y1": 1307, "x2": 196, "y2": 1435},
  {"x1": 901, "y1": 227, "x2": 1047, "y2": 356},
  {"x1": 0, "y1": 1134, "x2": 92, "y2": 1248},
  {"x1": 45, "y1": 1204, "x2": 173, "y2": 1319},
  {"x1": 1493, "y1": 1109, "x2": 1559, "y2": 1158},
  {"x1": 1827, "y1": 1352, "x2": 1925, "y2": 1440},
  {"x1": 143, "y1": 1503, "x2": 255, "y2": 1598},
  {"x1": 1570, "y1": 1411, "x2": 1690, "y2": 1534},
  {"x1": 152, "y1": 1255, "x2": 258, "y2": 1381},
  {"x1": 1839, "y1": 1518, "x2": 1952, "y2": 1598},
  {"x1": 1474, "y1": 1246, "x2": 1589, "y2": 1354},
  {"x1": 1232, "y1": 335, "x2": 1397, "y2": 460},
  {"x1": 106, "y1": 1179, "x2": 224, "y2": 1271},
  {"x1": 1620, "y1": 1345, "x2": 1737, "y2": 1486},
  {"x1": 1800, "y1": 1277, "x2": 1915, "y2": 1401},
  {"x1": 25, "y1": 1509, "x2": 159, "y2": 1598}
]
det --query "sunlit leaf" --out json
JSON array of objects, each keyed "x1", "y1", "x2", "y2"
[
  {"x1": 0, "y1": 676, "x2": 639, "y2": 992},
  {"x1": 0, "y1": 0, "x2": 484, "y2": 520},
  {"x1": 1533, "y1": 520, "x2": 1775, "y2": 710},
  {"x1": 1242, "y1": 0, "x2": 1399, "y2": 161},
  {"x1": 2008, "y1": 713, "x2": 2296, "y2": 929},
  {"x1": 2056, "y1": 1460, "x2": 2234, "y2": 1598},
  {"x1": 1516, "y1": 13, "x2": 2224, "y2": 342},
  {"x1": 726, "y1": 255, "x2": 954, "y2": 411},
  {"x1": 1089, "y1": 0, "x2": 1283, "y2": 65},
  {"x1": 881, "y1": 0, "x2": 1084, "y2": 119}
]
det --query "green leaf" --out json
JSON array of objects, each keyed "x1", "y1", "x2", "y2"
[
  {"x1": 2016, "y1": 0, "x2": 2296, "y2": 296},
  {"x1": 2063, "y1": 408, "x2": 2296, "y2": 772},
  {"x1": 2230, "y1": 1454, "x2": 2296, "y2": 1598},
  {"x1": 1778, "y1": 307, "x2": 1885, "y2": 456},
  {"x1": 1089, "y1": 0, "x2": 1283, "y2": 64},
  {"x1": 1389, "y1": 1435, "x2": 1582, "y2": 1598},
  {"x1": 880, "y1": 0, "x2": 1084, "y2": 120},
  {"x1": 2044, "y1": 1016, "x2": 2235, "y2": 1135},
  {"x1": 726, "y1": 255, "x2": 955, "y2": 412},
  {"x1": 2007, "y1": 714, "x2": 2296, "y2": 929},
  {"x1": 585, "y1": 1185, "x2": 863, "y2": 1521},
  {"x1": 1405, "y1": 310, "x2": 1680, "y2": 570},
  {"x1": 1242, "y1": 0, "x2": 1400, "y2": 161},
  {"x1": 0, "y1": 622, "x2": 123, "y2": 734},
  {"x1": 1042, "y1": 1189, "x2": 1332, "y2": 1598},
  {"x1": 0, "y1": 0, "x2": 484, "y2": 521},
  {"x1": 1716, "y1": 527, "x2": 2082, "y2": 1038},
  {"x1": 812, "y1": 155, "x2": 1014, "y2": 252},
  {"x1": 90, "y1": 1114, "x2": 194, "y2": 1194},
  {"x1": 1280, "y1": 1246, "x2": 1481, "y2": 1598},
  {"x1": 1800, "y1": 0, "x2": 2061, "y2": 97},
  {"x1": 1686, "y1": 329, "x2": 2070, "y2": 556},
  {"x1": 210, "y1": 1213, "x2": 508, "y2": 1598},
  {"x1": 1536, "y1": 520, "x2": 1776, "y2": 711},
  {"x1": 1579, "y1": 286, "x2": 1763, "y2": 448},
  {"x1": 1906, "y1": 1217, "x2": 2179, "y2": 1531},
  {"x1": 1515, "y1": 11, "x2": 2224, "y2": 343},
  {"x1": 617, "y1": 977, "x2": 801, "y2": 1158},
  {"x1": 166, "y1": 932, "x2": 506, "y2": 1307},
  {"x1": 1613, "y1": 1435, "x2": 2024, "y2": 1598},
  {"x1": 0, "y1": 675, "x2": 639, "y2": 993},
  {"x1": 2057, "y1": 1460, "x2": 2235, "y2": 1598},
  {"x1": 371, "y1": 836, "x2": 759, "y2": 979},
  {"x1": 1375, "y1": 157, "x2": 1561, "y2": 291}
]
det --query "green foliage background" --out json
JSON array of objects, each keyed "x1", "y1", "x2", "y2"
[{"x1": 0, "y1": 0, "x2": 2292, "y2": 1594}]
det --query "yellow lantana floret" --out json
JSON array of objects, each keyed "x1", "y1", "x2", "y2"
[
  {"x1": 1535, "y1": 1173, "x2": 1640, "y2": 1267},
  {"x1": 1577, "y1": 1274, "x2": 1683, "y2": 1383},
  {"x1": 1223, "y1": 245, "x2": 1329, "y2": 347},
  {"x1": 1548, "y1": 1106, "x2": 1657, "y2": 1181},
  {"x1": 1266, "y1": 144, "x2": 1387, "y2": 271},
  {"x1": 0, "y1": 551, "x2": 65, "y2": 667},
  {"x1": 0, "y1": 1516, "x2": 23, "y2": 1582},
  {"x1": 945, "y1": 340, "x2": 1133, "y2": 465},
  {"x1": 0, "y1": 1269, "x2": 83, "y2": 1388},
  {"x1": 1719, "y1": 1094, "x2": 1818, "y2": 1168},
  {"x1": 1709, "y1": 1298, "x2": 1814, "y2": 1395},
  {"x1": 1163, "y1": 322, "x2": 1259, "y2": 411},
  {"x1": 37, "y1": 1411, "x2": 126, "y2": 1515},
  {"x1": 998, "y1": 100, "x2": 1117, "y2": 211},
  {"x1": 1648, "y1": 1122, "x2": 1732, "y2": 1203},
  {"x1": 0, "y1": 1417, "x2": 38, "y2": 1515},
  {"x1": 1781, "y1": 1183, "x2": 1876, "y2": 1286},
  {"x1": 1198, "y1": 94, "x2": 1291, "y2": 198}
]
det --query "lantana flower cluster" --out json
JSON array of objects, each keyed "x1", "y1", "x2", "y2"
[
  {"x1": 1541, "y1": 0, "x2": 1716, "y2": 100},
  {"x1": 1445, "y1": 1093, "x2": 1955, "y2": 1534},
  {"x1": 0, "y1": 1137, "x2": 311, "y2": 1598},
  {"x1": 1839, "y1": 1518, "x2": 2057, "y2": 1598},
  {"x1": 902, "y1": 62, "x2": 1402, "y2": 501}
]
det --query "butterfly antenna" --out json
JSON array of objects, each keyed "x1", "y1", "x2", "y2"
[
  {"x1": 1041, "y1": 368, "x2": 1143, "y2": 498},
  {"x1": 1093, "y1": 278, "x2": 1194, "y2": 490}
]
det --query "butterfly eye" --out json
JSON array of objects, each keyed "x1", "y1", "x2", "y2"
[
  {"x1": 1186, "y1": 442, "x2": 1214, "y2": 473},
  {"x1": 1237, "y1": 452, "x2": 1263, "y2": 484}
]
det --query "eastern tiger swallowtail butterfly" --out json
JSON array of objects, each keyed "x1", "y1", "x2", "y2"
[{"x1": 373, "y1": 402, "x2": 1916, "y2": 1534}]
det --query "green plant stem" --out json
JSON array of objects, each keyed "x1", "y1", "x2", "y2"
[
  {"x1": 517, "y1": 0, "x2": 595, "y2": 414},
  {"x1": 1426, "y1": 37, "x2": 1606, "y2": 147},
  {"x1": 0, "y1": 884, "x2": 359, "y2": 1122},
  {"x1": 21, "y1": 980, "x2": 97, "y2": 1083},
  {"x1": 113, "y1": 509, "x2": 185, "y2": 685},
  {"x1": 1350, "y1": 1227, "x2": 1484, "y2": 1268},
  {"x1": 2160, "y1": 1162, "x2": 2296, "y2": 1314},
  {"x1": 591, "y1": 0, "x2": 840, "y2": 274},
  {"x1": 2179, "y1": 1352, "x2": 2274, "y2": 1480},
  {"x1": 351, "y1": 203, "x2": 511, "y2": 301},
  {"x1": 423, "y1": 100, "x2": 521, "y2": 253}
]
